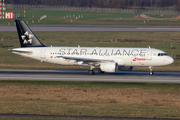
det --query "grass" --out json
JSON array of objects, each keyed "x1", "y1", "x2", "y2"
[
  {"x1": 0, "y1": 9, "x2": 134, "y2": 25},
  {"x1": 1, "y1": 80, "x2": 180, "y2": 89},
  {"x1": 0, "y1": 9, "x2": 180, "y2": 26},
  {"x1": 0, "y1": 31, "x2": 179, "y2": 71},
  {"x1": 0, "y1": 81, "x2": 180, "y2": 119},
  {"x1": 0, "y1": 118, "x2": 69, "y2": 120},
  {"x1": 0, "y1": 117, "x2": 73, "y2": 120}
]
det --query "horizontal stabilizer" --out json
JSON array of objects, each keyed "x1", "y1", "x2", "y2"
[{"x1": 9, "y1": 49, "x2": 32, "y2": 54}]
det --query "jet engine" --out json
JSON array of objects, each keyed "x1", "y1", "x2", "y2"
[
  {"x1": 100, "y1": 62, "x2": 118, "y2": 72},
  {"x1": 118, "y1": 66, "x2": 133, "y2": 71}
]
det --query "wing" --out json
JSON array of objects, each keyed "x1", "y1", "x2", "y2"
[
  {"x1": 57, "y1": 56, "x2": 102, "y2": 62},
  {"x1": 56, "y1": 56, "x2": 113, "y2": 65}
]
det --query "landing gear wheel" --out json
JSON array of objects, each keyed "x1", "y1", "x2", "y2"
[
  {"x1": 88, "y1": 70, "x2": 94, "y2": 75},
  {"x1": 149, "y1": 71, "x2": 154, "y2": 75},
  {"x1": 98, "y1": 69, "x2": 104, "y2": 74}
]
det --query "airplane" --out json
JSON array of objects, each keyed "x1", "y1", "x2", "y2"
[{"x1": 11, "y1": 20, "x2": 174, "y2": 75}]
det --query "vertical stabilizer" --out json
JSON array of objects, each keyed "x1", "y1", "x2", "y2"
[{"x1": 15, "y1": 20, "x2": 45, "y2": 47}]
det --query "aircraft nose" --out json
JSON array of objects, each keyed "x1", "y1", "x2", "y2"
[{"x1": 168, "y1": 57, "x2": 174, "y2": 65}]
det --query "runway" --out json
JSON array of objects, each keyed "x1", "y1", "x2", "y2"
[
  {"x1": 1, "y1": 25, "x2": 180, "y2": 32},
  {"x1": 0, "y1": 69, "x2": 180, "y2": 83}
]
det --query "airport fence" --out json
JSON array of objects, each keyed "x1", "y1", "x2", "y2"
[{"x1": 6, "y1": 4, "x2": 180, "y2": 16}]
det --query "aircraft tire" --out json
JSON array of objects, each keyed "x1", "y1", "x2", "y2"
[
  {"x1": 88, "y1": 70, "x2": 94, "y2": 75},
  {"x1": 149, "y1": 71, "x2": 154, "y2": 75}
]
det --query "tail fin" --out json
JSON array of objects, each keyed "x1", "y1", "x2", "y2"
[{"x1": 15, "y1": 20, "x2": 45, "y2": 47}]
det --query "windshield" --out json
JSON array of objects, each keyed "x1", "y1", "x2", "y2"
[{"x1": 158, "y1": 53, "x2": 168, "y2": 56}]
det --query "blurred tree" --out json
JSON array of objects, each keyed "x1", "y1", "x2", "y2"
[
  {"x1": 111, "y1": 0, "x2": 125, "y2": 8},
  {"x1": 175, "y1": 0, "x2": 180, "y2": 11},
  {"x1": 3, "y1": 0, "x2": 180, "y2": 9}
]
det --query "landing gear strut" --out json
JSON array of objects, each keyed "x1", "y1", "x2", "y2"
[{"x1": 149, "y1": 66, "x2": 154, "y2": 75}]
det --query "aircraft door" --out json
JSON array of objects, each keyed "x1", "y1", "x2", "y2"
[
  {"x1": 147, "y1": 49, "x2": 152, "y2": 60},
  {"x1": 41, "y1": 49, "x2": 46, "y2": 61}
]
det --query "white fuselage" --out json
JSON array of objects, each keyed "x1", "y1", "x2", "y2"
[{"x1": 12, "y1": 47, "x2": 174, "y2": 68}]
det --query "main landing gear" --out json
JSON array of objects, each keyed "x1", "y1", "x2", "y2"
[
  {"x1": 88, "y1": 66, "x2": 104, "y2": 75},
  {"x1": 149, "y1": 66, "x2": 154, "y2": 75},
  {"x1": 88, "y1": 70, "x2": 94, "y2": 75},
  {"x1": 88, "y1": 66, "x2": 95, "y2": 75}
]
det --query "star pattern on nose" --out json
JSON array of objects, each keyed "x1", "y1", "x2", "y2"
[{"x1": 21, "y1": 31, "x2": 34, "y2": 45}]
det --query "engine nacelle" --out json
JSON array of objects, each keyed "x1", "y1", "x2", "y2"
[
  {"x1": 100, "y1": 62, "x2": 117, "y2": 73},
  {"x1": 118, "y1": 66, "x2": 133, "y2": 71}
]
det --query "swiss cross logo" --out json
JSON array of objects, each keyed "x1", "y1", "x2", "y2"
[{"x1": 133, "y1": 57, "x2": 146, "y2": 61}]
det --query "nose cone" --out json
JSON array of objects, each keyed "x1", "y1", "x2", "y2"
[{"x1": 168, "y1": 57, "x2": 174, "y2": 65}]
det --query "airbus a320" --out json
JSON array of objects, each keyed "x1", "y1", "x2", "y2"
[{"x1": 11, "y1": 20, "x2": 174, "y2": 75}]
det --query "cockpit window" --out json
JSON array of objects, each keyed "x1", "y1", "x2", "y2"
[{"x1": 158, "y1": 53, "x2": 168, "y2": 56}]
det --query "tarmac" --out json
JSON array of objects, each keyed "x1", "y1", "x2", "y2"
[
  {"x1": 0, "y1": 69, "x2": 179, "y2": 83},
  {"x1": 1, "y1": 25, "x2": 180, "y2": 31}
]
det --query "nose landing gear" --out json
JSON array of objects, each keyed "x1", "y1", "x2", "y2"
[{"x1": 149, "y1": 66, "x2": 154, "y2": 75}]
